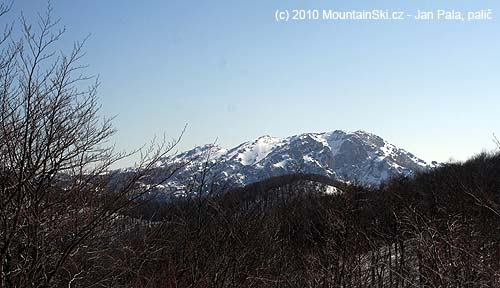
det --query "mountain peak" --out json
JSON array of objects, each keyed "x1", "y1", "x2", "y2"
[
  {"x1": 254, "y1": 134, "x2": 278, "y2": 142},
  {"x1": 147, "y1": 130, "x2": 434, "y2": 198}
]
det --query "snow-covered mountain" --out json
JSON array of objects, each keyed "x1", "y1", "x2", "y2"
[{"x1": 141, "y1": 130, "x2": 435, "y2": 199}]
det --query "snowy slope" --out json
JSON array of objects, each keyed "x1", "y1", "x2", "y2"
[{"x1": 140, "y1": 130, "x2": 435, "y2": 199}]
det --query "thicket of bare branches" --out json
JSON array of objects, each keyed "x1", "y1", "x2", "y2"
[
  {"x1": 0, "y1": 5, "x2": 181, "y2": 287},
  {"x1": 115, "y1": 153, "x2": 500, "y2": 288}
]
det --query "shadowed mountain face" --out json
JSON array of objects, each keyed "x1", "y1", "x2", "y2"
[{"x1": 136, "y1": 130, "x2": 434, "y2": 199}]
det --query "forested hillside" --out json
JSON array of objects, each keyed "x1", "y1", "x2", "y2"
[{"x1": 106, "y1": 152, "x2": 500, "y2": 287}]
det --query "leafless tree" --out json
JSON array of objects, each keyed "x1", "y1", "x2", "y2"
[{"x1": 0, "y1": 4, "x2": 182, "y2": 287}]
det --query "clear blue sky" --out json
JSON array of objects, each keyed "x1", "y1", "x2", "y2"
[{"x1": 7, "y1": 0, "x2": 500, "y2": 165}]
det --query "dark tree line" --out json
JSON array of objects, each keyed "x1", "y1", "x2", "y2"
[{"x1": 110, "y1": 153, "x2": 500, "y2": 288}]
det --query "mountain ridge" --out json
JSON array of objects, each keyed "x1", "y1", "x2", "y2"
[{"x1": 139, "y1": 130, "x2": 435, "y2": 200}]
